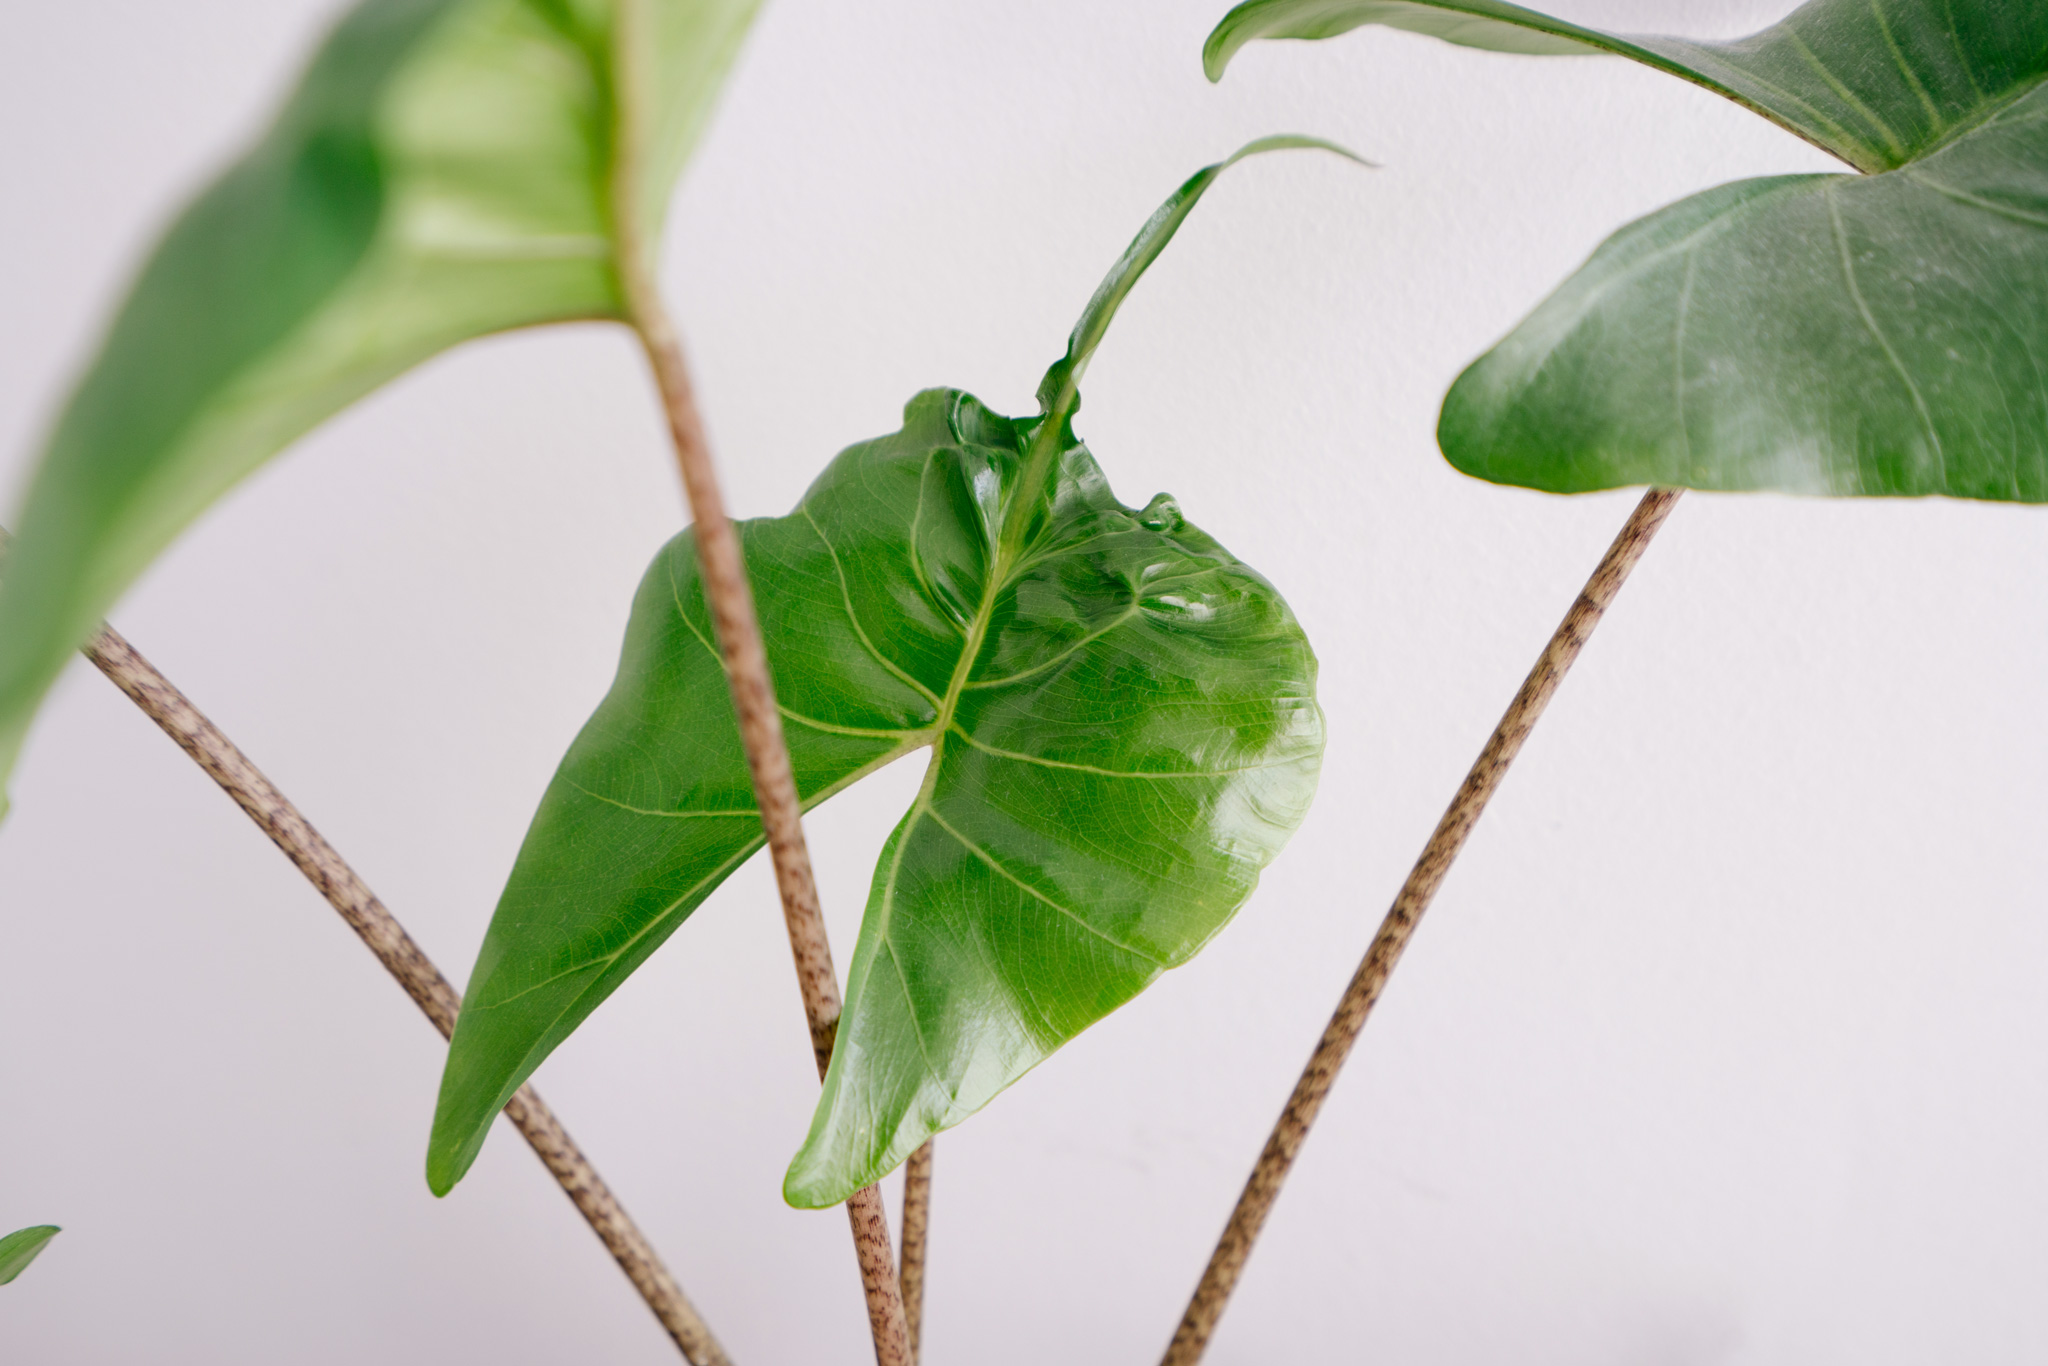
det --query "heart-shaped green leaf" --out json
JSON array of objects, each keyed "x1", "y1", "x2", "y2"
[
  {"x1": 1208, "y1": 0, "x2": 2048, "y2": 502},
  {"x1": 0, "y1": 0, "x2": 760, "y2": 817},
  {"x1": 0, "y1": 1226, "x2": 60, "y2": 1286},
  {"x1": 429, "y1": 139, "x2": 1347, "y2": 1205}
]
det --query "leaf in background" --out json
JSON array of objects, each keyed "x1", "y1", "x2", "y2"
[
  {"x1": 430, "y1": 139, "x2": 1352, "y2": 1204},
  {"x1": 1209, "y1": 0, "x2": 2048, "y2": 502},
  {"x1": 0, "y1": 1226, "x2": 60, "y2": 1286},
  {"x1": 0, "y1": 0, "x2": 760, "y2": 817}
]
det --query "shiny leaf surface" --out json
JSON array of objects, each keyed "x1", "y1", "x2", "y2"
[
  {"x1": 430, "y1": 142, "x2": 1343, "y2": 1204},
  {"x1": 1210, "y1": 0, "x2": 2048, "y2": 502},
  {"x1": 0, "y1": 1226, "x2": 60, "y2": 1286},
  {"x1": 0, "y1": 0, "x2": 759, "y2": 816}
]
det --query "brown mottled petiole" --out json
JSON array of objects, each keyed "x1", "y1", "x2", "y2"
[
  {"x1": 615, "y1": 182, "x2": 912, "y2": 1366},
  {"x1": 63, "y1": 609, "x2": 732, "y2": 1365},
  {"x1": 1162, "y1": 487, "x2": 1684, "y2": 1363}
]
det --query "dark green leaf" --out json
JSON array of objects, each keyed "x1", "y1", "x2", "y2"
[
  {"x1": 0, "y1": 1226, "x2": 60, "y2": 1286},
  {"x1": 430, "y1": 141, "x2": 1346, "y2": 1204},
  {"x1": 1445, "y1": 92, "x2": 2048, "y2": 500},
  {"x1": 1206, "y1": 0, "x2": 2048, "y2": 173},
  {"x1": 1209, "y1": 0, "x2": 2048, "y2": 502},
  {"x1": 0, "y1": 0, "x2": 760, "y2": 817}
]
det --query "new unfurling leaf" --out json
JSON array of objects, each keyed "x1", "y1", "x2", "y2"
[{"x1": 430, "y1": 139, "x2": 1354, "y2": 1206}]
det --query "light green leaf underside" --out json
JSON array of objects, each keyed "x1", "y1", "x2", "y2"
[
  {"x1": 0, "y1": 1226, "x2": 60, "y2": 1286},
  {"x1": 430, "y1": 140, "x2": 1347, "y2": 1203},
  {"x1": 1205, "y1": 0, "x2": 2048, "y2": 174},
  {"x1": 0, "y1": 0, "x2": 758, "y2": 816}
]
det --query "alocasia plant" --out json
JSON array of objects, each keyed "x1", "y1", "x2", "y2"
[
  {"x1": 1207, "y1": 0, "x2": 2048, "y2": 500},
  {"x1": 17, "y1": 0, "x2": 2037, "y2": 1356},
  {"x1": 0, "y1": 0, "x2": 760, "y2": 820},
  {"x1": 428, "y1": 138, "x2": 1347, "y2": 1208}
]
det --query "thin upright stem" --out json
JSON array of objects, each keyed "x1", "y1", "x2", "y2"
[
  {"x1": 1161, "y1": 487, "x2": 1684, "y2": 1364},
  {"x1": 899, "y1": 1139, "x2": 934, "y2": 1362},
  {"x1": 76, "y1": 622, "x2": 732, "y2": 1366},
  {"x1": 604, "y1": 18, "x2": 910, "y2": 1344},
  {"x1": 621, "y1": 277, "x2": 911, "y2": 1363}
]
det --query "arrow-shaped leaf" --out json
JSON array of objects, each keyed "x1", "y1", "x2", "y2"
[
  {"x1": 1208, "y1": 0, "x2": 2048, "y2": 503},
  {"x1": 0, "y1": 0, "x2": 760, "y2": 817},
  {"x1": 430, "y1": 139, "x2": 1350, "y2": 1205},
  {"x1": 0, "y1": 1226, "x2": 60, "y2": 1286}
]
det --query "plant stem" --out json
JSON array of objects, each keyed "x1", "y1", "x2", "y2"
[
  {"x1": 1160, "y1": 486, "x2": 1684, "y2": 1364},
  {"x1": 75, "y1": 622, "x2": 732, "y2": 1366},
  {"x1": 623, "y1": 282, "x2": 912, "y2": 1364},
  {"x1": 607, "y1": 7, "x2": 907, "y2": 1348},
  {"x1": 899, "y1": 1139, "x2": 933, "y2": 1362}
]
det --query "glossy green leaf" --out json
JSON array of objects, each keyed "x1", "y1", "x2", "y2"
[
  {"x1": 0, "y1": 0, "x2": 760, "y2": 818},
  {"x1": 0, "y1": 1226, "x2": 60, "y2": 1286},
  {"x1": 1445, "y1": 100, "x2": 2048, "y2": 500},
  {"x1": 1206, "y1": 0, "x2": 2048, "y2": 174},
  {"x1": 1209, "y1": 0, "x2": 2048, "y2": 502},
  {"x1": 430, "y1": 141, "x2": 1346, "y2": 1204}
]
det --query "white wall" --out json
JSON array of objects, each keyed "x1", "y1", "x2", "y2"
[{"x1": 5, "y1": 2, "x2": 2046, "y2": 1362}]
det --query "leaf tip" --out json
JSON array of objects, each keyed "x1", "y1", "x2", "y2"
[
  {"x1": 1202, "y1": 1, "x2": 1260, "y2": 81},
  {"x1": 424, "y1": 1112, "x2": 486, "y2": 1199},
  {"x1": 780, "y1": 1150, "x2": 847, "y2": 1211},
  {"x1": 0, "y1": 1225, "x2": 61, "y2": 1286},
  {"x1": 424, "y1": 1152, "x2": 461, "y2": 1199}
]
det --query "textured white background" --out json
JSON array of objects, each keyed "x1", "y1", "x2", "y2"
[{"x1": 5, "y1": 1, "x2": 2047, "y2": 1362}]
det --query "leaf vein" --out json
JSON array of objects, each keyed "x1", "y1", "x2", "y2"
[
  {"x1": 946, "y1": 725, "x2": 1297, "y2": 780},
  {"x1": 925, "y1": 806, "x2": 1166, "y2": 967},
  {"x1": 800, "y1": 501, "x2": 945, "y2": 708},
  {"x1": 962, "y1": 602, "x2": 1143, "y2": 691},
  {"x1": 1865, "y1": 0, "x2": 1944, "y2": 131},
  {"x1": 1826, "y1": 183, "x2": 1948, "y2": 483},
  {"x1": 1785, "y1": 29, "x2": 1908, "y2": 162},
  {"x1": 1903, "y1": 170, "x2": 2048, "y2": 229},
  {"x1": 565, "y1": 781, "x2": 758, "y2": 819}
]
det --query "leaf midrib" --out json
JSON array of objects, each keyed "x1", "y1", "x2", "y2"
[
  {"x1": 856, "y1": 424, "x2": 1098, "y2": 1067},
  {"x1": 850, "y1": 477, "x2": 1149, "y2": 1106}
]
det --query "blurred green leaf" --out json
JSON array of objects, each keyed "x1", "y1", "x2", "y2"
[
  {"x1": 0, "y1": 1226, "x2": 60, "y2": 1286},
  {"x1": 1209, "y1": 0, "x2": 2048, "y2": 502},
  {"x1": 430, "y1": 141, "x2": 1345, "y2": 1205},
  {"x1": 0, "y1": 0, "x2": 760, "y2": 817}
]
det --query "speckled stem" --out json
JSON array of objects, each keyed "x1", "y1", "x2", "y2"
[
  {"x1": 75, "y1": 622, "x2": 732, "y2": 1366},
  {"x1": 899, "y1": 1139, "x2": 933, "y2": 1361},
  {"x1": 624, "y1": 279, "x2": 911, "y2": 1364},
  {"x1": 1161, "y1": 487, "x2": 1684, "y2": 1364}
]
